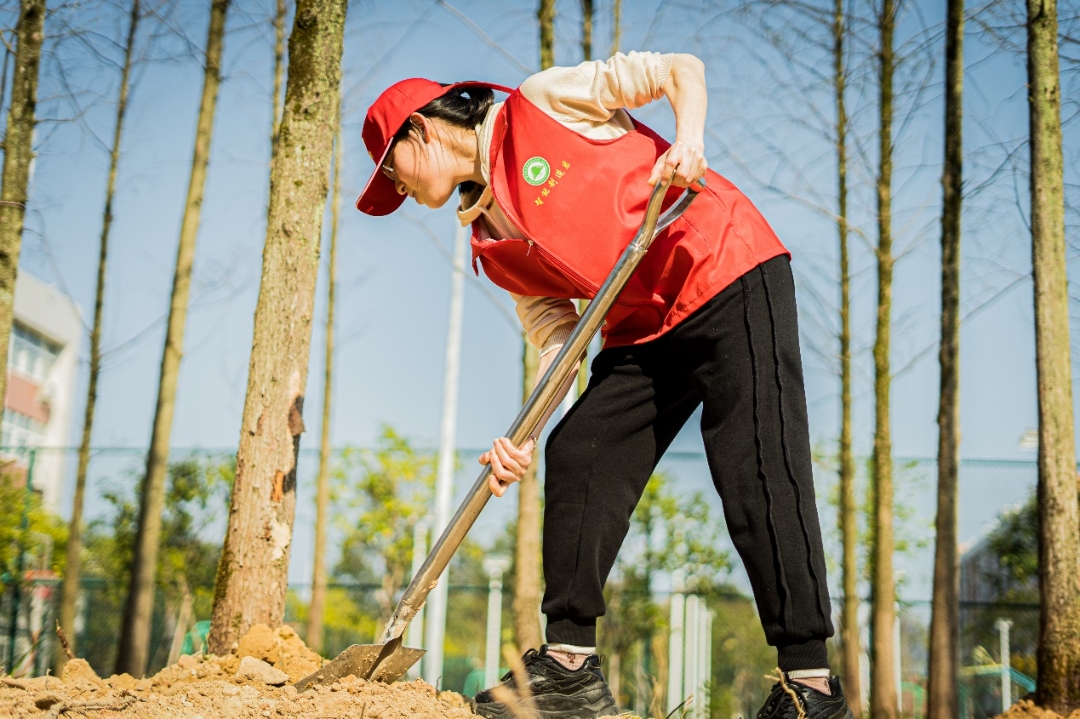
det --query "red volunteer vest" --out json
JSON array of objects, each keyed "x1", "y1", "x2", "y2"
[{"x1": 471, "y1": 89, "x2": 789, "y2": 347}]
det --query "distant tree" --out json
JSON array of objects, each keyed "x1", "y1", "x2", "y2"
[
  {"x1": 927, "y1": 0, "x2": 964, "y2": 713},
  {"x1": 332, "y1": 427, "x2": 436, "y2": 632},
  {"x1": 208, "y1": 0, "x2": 348, "y2": 654},
  {"x1": 870, "y1": 0, "x2": 899, "y2": 714},
  {"x1": 600, "y1": 473, "x2": 730, "y2": 714},
  {"x1": 0, "y1": 0, "x2": 45, "y2": 412},
  {"x1": 57, "y1": 0, "x2": 140, "y2": 674},
  {"x1": 830, "y1": 0, "x2": 860, "y2": 706},
  {"x1": 985, "y1": 494, "x2": 1038, "y2": 598},
  {"x1": 79, "y1": 456, "x2": 231, "y2": 675},
  {"x1": 512, "y1": 0, "x2": 557, "y2": 655},
  {"x1": 0, "y1": 464, "x2": 68, "y2": 581},
  {"x1": 271, "y1": 0, "x2": 286, "y2": 150},
  {"x1": 117, "y1": 0, "x2": 230, "y2": 678},
  {"x1": 1027, "y1": 0, "x2": 1080, "y2": 707}
]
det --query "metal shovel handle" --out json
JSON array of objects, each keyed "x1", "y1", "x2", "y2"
[{"x1": 380, "y1": 176, "x2": 705, "y2": 644}]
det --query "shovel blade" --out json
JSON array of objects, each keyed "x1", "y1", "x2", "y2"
[
  {"x1": 370, "y1": 645, "x2": 426, "y2": 683},
  {"x1": 293, "y1": 640, "x2": 426, "y2": 691},
  {"x1": 294, "y1": 644, "x2": 382, "y2": 692}
]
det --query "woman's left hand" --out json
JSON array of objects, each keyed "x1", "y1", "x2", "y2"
[
  {"x1": 480, "y1": 436, "x2": 536, "y2": 497},
  {"x1": 648, "y1": 140, "x2": 707, "y2": 189}
]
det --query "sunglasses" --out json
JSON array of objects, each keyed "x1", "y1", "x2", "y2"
[{"x1": 381, "y1": 143, "x2": 399, "y2": 183}]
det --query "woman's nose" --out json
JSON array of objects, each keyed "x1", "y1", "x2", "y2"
[{"x1": 395, "y1": 179, "x2": 407, "y2": 195}]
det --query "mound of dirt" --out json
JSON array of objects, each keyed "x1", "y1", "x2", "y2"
[
  {"x1": 0, "y1": 625, "x2": 476, "y2": 718},
  {"x1": 994, "y1": 700, "x2": 1080, "y2": 719}
]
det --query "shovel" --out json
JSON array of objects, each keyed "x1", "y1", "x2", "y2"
[{"x1": 295, "y1": 174, "x2": 705, "y2": 691}]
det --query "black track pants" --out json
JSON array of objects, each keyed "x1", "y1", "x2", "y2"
[{"x1": 541, "y1": 255, "x2": 834, "y2": 671}]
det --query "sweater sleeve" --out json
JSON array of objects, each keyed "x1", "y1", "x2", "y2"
[
  {"x1": 511, "y1": 293, "x2": 580, "y2": 354},
  {"x1": 518, "y1": 51, "x2": 674, "y2": 126}
]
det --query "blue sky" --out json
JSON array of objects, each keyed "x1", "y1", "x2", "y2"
[{"x1": 6, "y1": 0, "x2": 1078, "y2": 597}]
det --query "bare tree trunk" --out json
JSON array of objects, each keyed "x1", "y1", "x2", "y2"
[
  {"x1": 511, "y1": 0, "x2": 556, "y2": 655},
  {"x1": 514, "y1": 341, "x2": 544, "y2": 651},
  {"x1": 55, "y1": 0, "x2": 135, "y2": 674},
  {"x1": 927, "y1": 0, "x2": 963, "y2": 715},
  {"x1": 1028, "y1": 0, "x2": 1080, "y2": 709},
  {"x1": 271, "y1": 0, "x2": 286, "y2": 150},
  {"x1": 611, "y1": 0, "x2": 620, "y2": 56},
  {"x1": 870, "y1": 0, "x2": 897, "y2": 714},
  {"x1": 833, "y1": 0, "x2": 860, "y2": 711},
  {"x1": 115, "y1": 0, "x2": 228, "y2": 678},
  {"x1": 306, "y1": 100, "x2": 341, "y2": 655},
  {"x1": 207, "y1": 0, "x2": 348, "y2": 654},
  {"x1": 538, "y1": 0, "x2": 555, "y2": 70},
  {"x1": 0, "y1": 0, "x2": 45, "y2": 422},
  {"x1": 580, "y1": 0, "x2": 592, "y2": 61}
]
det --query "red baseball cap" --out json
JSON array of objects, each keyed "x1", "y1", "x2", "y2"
[{"x1": 356, "y1": 78, "x2": 511, "y2": 216}]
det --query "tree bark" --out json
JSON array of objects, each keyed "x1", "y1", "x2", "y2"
[
  {"x1": 115, "y1": 0, "x2": 228, "y2": 678},
  {"x1": 55, "y1": 0, "x2": 135, "y2": 674},
  {"x1": 927, "y1": 0, "x2": 963, "y2": 715},
  {"x1": 208, "y1": 0, "x2": 348, "y2": 654},
  {"x1": 271, "y1": 0, "x2": 286, "y2": 151},
  {"x1": 538, "y1": 0, "x2": 555, "y2": 70},
  {"x1": 511, "y1": 0, "x2": 556, "y2": 655},
  {"x1": 514, "y1": 341, "x2": 544, "y2": 652},
  {"x1": 833, "y1": 0, "x2": 860, "y2": 712},
  {"x1": 580, "y1": 0, "x2": 592, "y2": 61},
  {"x1": 611, "y1": 0, "x2": 620, "y2": 56},
  {"x1": 870, "y1": 0, "x2": 897, "y2": 715},
  {"x1": 1028, "y1": 0, "x2": 1080, "y2": 710},
  {"x1": 0, "y1": 0, "x2": 45, "y2": 426},
  {"x1": 306, "y1": 100, "x2": 341, "y2": 655}
]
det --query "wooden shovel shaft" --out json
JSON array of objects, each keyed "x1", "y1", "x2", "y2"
[{"x1": 380, "y1": 177, "x2": 704, "y2": 645}]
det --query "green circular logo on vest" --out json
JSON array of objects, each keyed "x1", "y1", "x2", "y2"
[{"x1": 523, "y1": 157, "x2": 550, "y2": 186}]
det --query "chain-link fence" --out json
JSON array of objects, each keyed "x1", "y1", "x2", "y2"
[{"x1": 0, "y1": 445, "x2": 1045, "y2": 718}]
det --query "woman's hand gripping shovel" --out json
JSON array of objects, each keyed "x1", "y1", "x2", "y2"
[{"x1": 295, "y1": 173, "x2": 705, "y2": 691}]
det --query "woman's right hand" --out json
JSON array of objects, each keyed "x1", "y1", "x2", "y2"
[{"x1": 480, "y1": 436, "x2": 536, "y2": 497}]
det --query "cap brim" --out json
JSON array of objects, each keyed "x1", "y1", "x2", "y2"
[{"x1": 356, "y1": 141, "x2": 406, "y2": 216}]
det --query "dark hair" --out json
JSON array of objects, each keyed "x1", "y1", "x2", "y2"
[{"x1": 393, "y1": 85, "x2": 495, "y2": 197}]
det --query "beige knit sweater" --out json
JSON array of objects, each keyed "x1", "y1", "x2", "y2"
[{"x1": 457, "y1": 51, "x2": 674, "y2": 356}]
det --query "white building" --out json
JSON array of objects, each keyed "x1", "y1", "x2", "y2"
[{"x1": 3, "y1": 270, "x2": 81, "y2": 512}]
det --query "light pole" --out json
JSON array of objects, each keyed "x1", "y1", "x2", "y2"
[
  {"x1": 423, "y1": 223, "x2": 468, "y2": 688},
  {"x1": 483, "y1": 556, "x2": 511, "y2": 688},
  {"x1": 995, "y1": 618, "x2": 1013, "y2": 711}
]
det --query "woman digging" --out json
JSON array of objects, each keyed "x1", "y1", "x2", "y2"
[{"x1": 355, "y1": 51, "x2": 854, "y2": 719}]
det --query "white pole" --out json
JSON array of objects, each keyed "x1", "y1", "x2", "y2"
[
  {"x1": 406, "y1": 518, "x2": 429, "y2": 679},
  {"x1": 705, "y1": 610, "x2": 714, "y2": 716},
  {"x1": 483, "y1": 557, "x2": 511, "y2": 688},
  {"x1": 684, "y1": 595, "x2": 699, "y2": 718},
  {"x1": 423, "y1": 223, "x2": 468, "y2": 688},
  {"x1": 697, "y1": 599, "x2": 709, "y2": 719},
  {"x1": 894, "y1": 605, "x2": 902, "y2": 714},
  {"x1": 559, "y1": 377, "x2": 577, "y2": 417},
  {"x1": 667, "y1": 571, "x2": 685, "y2": 714},
  {"x1": 995, "y1": 618, "x2": 1013, "y2": 711}
]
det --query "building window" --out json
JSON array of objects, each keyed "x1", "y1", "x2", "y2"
[
  {"x1": 10, "y1": 323, "x2": 60, "y2": 383},
  {"x1": 2, "y1": 408, "x2": 46, "y2": 456}
]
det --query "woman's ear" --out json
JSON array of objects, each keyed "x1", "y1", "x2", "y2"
[{"x1": 409, "y1": 112, "x2": 432, "y2": 143}]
